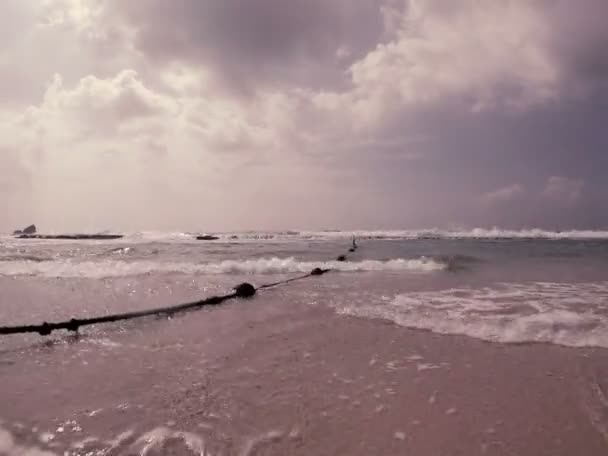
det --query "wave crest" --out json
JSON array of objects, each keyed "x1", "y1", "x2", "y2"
[{"x1": 0, "y1": 256, "x2": 445, "y2": 279}]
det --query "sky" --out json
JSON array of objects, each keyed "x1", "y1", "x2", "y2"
[{"x1": 1, "y1": 0, "x2": 607, "y2": 232}]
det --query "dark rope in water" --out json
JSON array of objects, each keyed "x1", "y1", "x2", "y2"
[{"x1": 0, "y1": 239, "x2": 358, "y2": 337}]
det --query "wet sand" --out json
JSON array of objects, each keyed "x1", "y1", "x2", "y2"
[{"x1": 1, "y1": 276, "x2": 608, "y2": 455}]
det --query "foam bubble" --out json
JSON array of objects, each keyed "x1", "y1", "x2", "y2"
[
  {"x1": 339, "y1": 282, "x2": 608, "y2": 348},
  {"x1": 0, "y1": 256, "x2": 446, "y2": 279}
]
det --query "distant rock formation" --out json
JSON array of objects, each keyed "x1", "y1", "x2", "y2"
[
  {"x1": 17, "y1": 234, "x2": 123, "y2": 240},
  {"x1": 13, "y1": 224, "x2": 36, "y2": 235},
  {"x1": 196, "y1": 235, "x2": 220, "y2": 241}
]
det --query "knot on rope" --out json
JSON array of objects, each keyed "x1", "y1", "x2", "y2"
[
  {"x1": 66, "y1": 318, "x2": 80, "y2": 332},
  {"x1": 38, "y1": 322, "x2": 52, "y2": 336}
]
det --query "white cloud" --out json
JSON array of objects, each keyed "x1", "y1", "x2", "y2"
[
  {"x1": 340, "y1": 0, "x2": 560, "y2": 128},
  {"x1": 542, "y1": 176, "x2": 584, "y2": 204},
  {"x1": 480, "y1": 183, "x2": 526, "y2": 205}
]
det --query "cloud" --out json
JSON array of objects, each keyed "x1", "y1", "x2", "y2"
[
  {"x1": 0, "y1": 0, "x2": 607, "y2": 231},
  {"x1": 108, "y1": 0, "x2": 384, "y2": 94},
  {"x1": 0, "y1": 148, "x2": 30, "y2": 192},
  {"x1": 480, "y1": 183, "x2": 526, "y2": 206},
  {"x1": 347, "y1": 0, "x2": 557, "y2": 119},
  {"x1": 33, "y1": 70, "x2": 178, "y2": 139},
  {"x1": 9, "y1": 69, "x2": 280, "y2": 157},
  {"x1": 542, "y1": 176, "x2": 584, "y2": 204}
]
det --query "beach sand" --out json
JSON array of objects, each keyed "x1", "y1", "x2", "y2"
[{"x1": 1, "y1": 275, "x2": 608, "y2": 455}]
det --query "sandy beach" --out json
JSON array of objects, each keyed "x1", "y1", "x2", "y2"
[{"x1": 2, "y1": 273, "x2": 608, "y2": 456}]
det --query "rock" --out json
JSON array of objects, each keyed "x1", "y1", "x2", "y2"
[
  {"x1": 17, "y1": 234, "x2": 123, "y2": 240},
  {"x1": 196, "y1": 235, "x2": 220, "y2": 241},
  {"x1": 13, "y1": 224, "x2": 36, "y2": 235},
  {"x1": 310, "y1": 268, "x2": 330, "y2": 276},
  {"x1": 234, "y1": 283, "x2": 256, "y2": 298},
  {"x1": 336, "y1": 255, "x2": 347, "y2": 262}
]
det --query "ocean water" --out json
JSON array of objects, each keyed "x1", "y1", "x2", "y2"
[
  {"x1": 1, "y1": 229, "x2": 608, "y2": 349},
  {"x1": 2, "y1": 229, "x2": 608, "y2": 455}
]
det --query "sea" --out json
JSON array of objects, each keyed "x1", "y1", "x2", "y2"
[{"x1": 1, "y1": 229, "x2": 608, "y2": 455}]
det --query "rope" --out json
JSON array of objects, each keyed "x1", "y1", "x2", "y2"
[{"x1": 0, "y1": 238, "x2": 358, "y2": 337}]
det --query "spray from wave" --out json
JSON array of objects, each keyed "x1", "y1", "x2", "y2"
[{"x1": 0, "y1": 256, "x2": 446, "y2": 279}]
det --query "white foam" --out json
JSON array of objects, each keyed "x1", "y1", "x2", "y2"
[
  {"x1": 240, "y1": 430, "x2": 284, "y2": 456},
  {"x1": 129, "y1": 427, "x2": 207, "y2": 456},
  {"x1": 0, "y1": 256, "x2": 445, "y2": 278},
  {"x1": 394, "y1": 431, "x2": 406, "y2": 440},
  {"x1": 339, "y1": 282, "x2": 608, "y2": 348},
  {"x1": 0, "y1": 425, "x2": 57, "y2": 456}
]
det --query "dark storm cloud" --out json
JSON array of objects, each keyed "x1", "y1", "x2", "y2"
[
  {"x1": 547, "y1": 0, "x2": 608, "y2": 93},
  {"x1": 109, "y1": 0, "x2": 385, "y2": 92}
]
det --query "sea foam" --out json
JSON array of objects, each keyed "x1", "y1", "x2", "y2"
[{"x1": 338, "y1": 282, "x2": 608, "y2": 348}]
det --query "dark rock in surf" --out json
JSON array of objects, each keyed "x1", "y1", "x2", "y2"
[
  {"x1": 234, "y1": 283, "x2": 256, "y2": 298},
  {"x1": 196, "y1": 235, "x2": 220, "y2": 241},
  {"x1": 336, "y1": 255, "x2": 347, "y2": 262},
  {"x1": 310, "y1": 267, "x2": 330, "y2": 276}
]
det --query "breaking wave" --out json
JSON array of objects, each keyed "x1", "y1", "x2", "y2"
[
  {"x1": 135, "y1": 228, "x2": 608, "y2": 242},
  {"x1": 0, "y1": 256, "x2": 446, "y2": 279},
  {"x1": 338, "y1": 282, "x2": 608, "y2": 348}
]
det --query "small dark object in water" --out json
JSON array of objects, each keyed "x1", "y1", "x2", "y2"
[
  {"x1": 336, "y1": 255, "x2": 347, "y2": 262},
  {"x1": 196, "y1": 235, "x2": 220, "y2": 241},
  {"x1": 13, "y1": 224, "x2": 36, "y2": 235},
  {"x1": 234, "y1": 283, "x2": 256, "y2": 298},
  {"x1": 17, "y1": 234, "x2": 123, "y2": 240},
  {"x1": 348, "y1": 248, "x2": 355, "y2": 252},
  {"x1": 310, "y1": 267, "x2": 330, "y2": 276}
]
